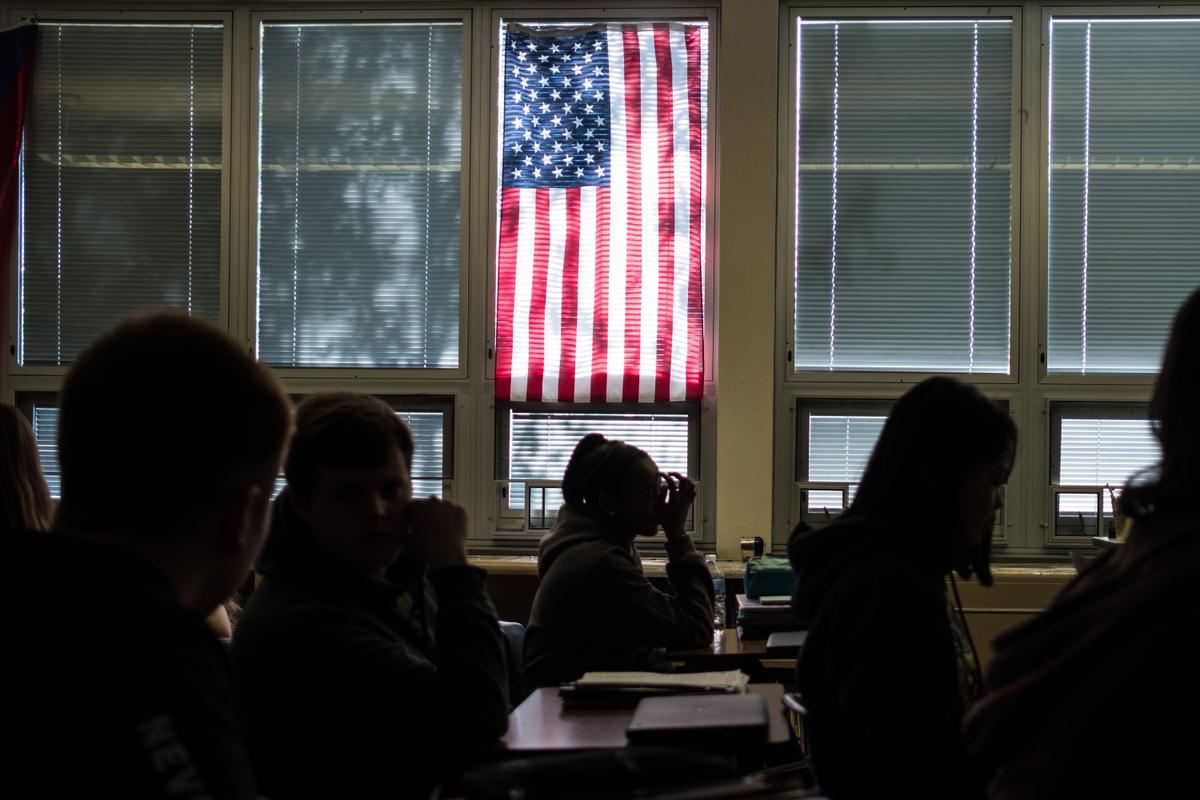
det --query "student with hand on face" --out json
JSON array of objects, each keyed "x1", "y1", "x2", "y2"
[
  {"x1": 789, "y1": 377, "x2": 1015, "y2": 800},
  {"x1": 522, "y1": 433, "x2": 714, "y2": 693},
  {"x1": 233, "y1": 393, "x2": 507, "y2": 800}
]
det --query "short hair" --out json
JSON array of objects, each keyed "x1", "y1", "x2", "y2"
[
  {"x1": 561, "y1": 433, "x2": 652, "y2": 511},
  {"x1": 1123, "y1": 288, "x2": 1200, "y2": 517},
  {"x1": 0, "y1": 403, "x2": 53, "y2": 535},
  {"x1": 849, "y1": 377, "x2": 1017, "y2": 523},
  {"x1": 285, "y1": 393, "x2": 414, "y2": 503},
  {"x1": 56, "y1": 313, "x2": 291, "y2": 536}
]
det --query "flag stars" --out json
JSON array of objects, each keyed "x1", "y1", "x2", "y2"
[
  {"x1": 511, "y1": 142, "x2": 523, "y2": 154},
  {"x1": 538, "y1": 54, "x2": 550, "y2": 63},
  {"x1": 542, "y1": 154, "x2": 552, "y2": 165},
  {"x1": 584, "y1": 104, "x2": 594, "y2": 115},
  {"x1": 539, "y1": 102, "x2": 551, "y2": 114},
  {"x1": 583, "y1": 52, "x2": 593, "y2": 63},
  {"x1": 561, "y1": 129, "x2": 573, "y2": 140},
  {"x1": 572, "y1": 65, "x2": 583, "y2": 75},
  {"x1": 511, "y1": 117, "x2": 524, "y2": 129},
  {"x1": 523, "y1": 130, "x2": 533, "y2": 141},
  {"x1": 562, "y1": 104, "x2": 573, "y2": 115},
  {"x1": 552, "y1": 141, "x2": 563, "y2": 153},
  {"x1": 594, "y1": 67, "x2": 605, "y2": 76},
  {"x1": 532, "y1": 167, "x2": 542, "y2": 178},
  {"x1": 550, "y1": 89, "x2": 561, "y2": 100},
  {"x1": 523, "y1": 156, "x2": 533, "y2": 167},
  {"x1": 584, "y1": 129, "x2": 594, "y2": 139},
  {"x1": 583, "y1": 79, "x2": 593, "y2": 90},
  {"x1": 595, "y1": 166, "x2": 605, "y2": 176},
  {"x1": 538, "y1": 76, "x2": 549, "y2": 87},
  {"x1": 562, "y1": 77, "x2": 573, "y2": 87},
  {"x1": 541, "y1": 128, "x2": 552, "y2": 139},
  {"x1": 532, "y1": 142, "x2": 541, "y2": 152},
  {"x1": 572, "y1": 42, "x2": 582, "y2": 51},
  {"x1": 573, "y1": 117, "x2": 584, "y2": 128},
  {"x1": 550, "y1": 44, "x2": 560, "y2": 53},
  {"x1": 584, "y1": 153, "x2": 595, "y2": 164},
  {"x1": 552, "y1": 166, "x2": 564, "y2": 178},
  {"x1": 550, "y1": 115, "x2": 562, "y2": 127},
  {"x1": 550, "y1": 65, "x2": 560, "y2": 74},
  {"x1": 594, "y1": 91, "x2": 604, "y2": 101},
  {"x1": 575, "y1": 167, "x2": 585, "y2": 177},
  {"x1": 511, "y1": 168, "x2": 523, "y2": 179},
  {"x1": 563, "y1": 155, "x2": 574, "y2": 165},
  {"x1": 526, "y1": 41, "x2": 537, "y2": 51},
  {"x1": 517, "y1": 51, "x2": 527, "y2": 62}
]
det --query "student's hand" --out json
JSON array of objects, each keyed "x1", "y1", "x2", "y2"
[
  {"x1": 404, "y1": 497, "x2": 470, "y2": 569},
  {"x1": 655, "y1": 473, "x2": 695, "y2": 540}
]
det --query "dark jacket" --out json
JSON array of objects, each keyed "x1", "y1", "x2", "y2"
[
  {"x1": 966, "y1": 516, "x2": 1200, "y2": 798},
  {"x1": 0, "y1": 530, "x2": 256, "y2": 798},
  {"x1": 233, "y1": 496, "x2": 508, "y2": 800},
  {"x1": 522, "y1": 505, "x2": 714, "y2": 692},
  {"x1": 789, "y1": 516, "x2": 981, "y2": 799}
]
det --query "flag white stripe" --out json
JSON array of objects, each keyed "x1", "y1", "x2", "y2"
[
  {"x1": 542, "y1": 188, "x2": 566, "y2": 400},
  {"x1": 637, "y1": 25, "x2": 659, "y2": 403},
  {"x1": 669, "y1": 25, "x2": 691, "y2": 401},
  {"x1": 699, "y1": 24, "x2": 709, "y2": 356},
  {"x1": 510, "y1": 187, "x2": 537, "y2": 401},
  {"x1": 575, "y1": 186, "x2": 598, "y2": 401},
  {"x1": 606, "y1": 26, "x2": 628, "y2": 402}
]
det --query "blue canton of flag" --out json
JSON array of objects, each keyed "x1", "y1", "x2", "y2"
[{"x1": 501, "y1": 27, "x2": 611, "y2": 189}]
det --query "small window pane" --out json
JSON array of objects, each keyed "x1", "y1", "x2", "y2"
[
  {"x1": 257, "y1": 22, "x2": 463, "y2": 368},
  {"x1": 1057, "y1": 416, "x2": 1159, "y2": 514},
  {"x1": 507, "y1": 409, "x2": 690, "y2": 512},
  {"x1": 31, "y1": 406, "x2": 62, "y2": 500},
  {"x1": 805, "y1": 414, "x2": 886, "y2": 513}
]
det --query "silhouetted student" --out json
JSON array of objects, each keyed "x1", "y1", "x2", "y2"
[
  {"x1": 0, "y1": 314, "x2": 291, "y2": 798},
  {"x1": 522, "y1": 434, "x2": 714, "y2": 692},
  {"x1": 789, "y1": 377, "x2": 1015, "y2": 799},
  {"x1": 233, "y1": 393, "x2": 508, "y2": 800},
  {"x1": 967, "y1": 289, "x2": 1200, "y2": 798},
  {"x1": 0, "y1": 402, "x2": 53, "y2": 537}
]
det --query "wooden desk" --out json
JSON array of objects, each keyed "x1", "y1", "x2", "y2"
[
  {"x1": 502, "y1": 683, "x2": 793, "y2": 752},
  {"x1": 666, "y1": 629, "x2": 797, "y2": 672}
]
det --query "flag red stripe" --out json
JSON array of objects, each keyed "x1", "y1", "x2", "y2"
[
  {"x1": 525, "y1": 190, "x2": 551, "y2": 402},
  {"x1": 495, "y1": 187, "x2": 521, "y2": 400},
  {"x1": 591, "y1": 187, "x2": 611, "y2": 402},
  {"x1": 621, "y1": 26, "x2": 643, "y2": 403},
  {"x1": 653, "y1": 24, "x2": 676, "y2": 402},
  {"x1": 558, "y1": 189, "x2": 582, "y2": 402},
  {"x1": 685, "y1": 27, "x2": 704, "y2": 399}
]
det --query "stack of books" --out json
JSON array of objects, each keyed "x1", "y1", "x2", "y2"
[{"x1": 735, "y1": 593, "x2": 802, "y2": 640}]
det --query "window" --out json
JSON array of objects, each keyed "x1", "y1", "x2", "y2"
[
  {"x1": 20, "y1": 22, "x2": 224, "y2": 365},
  {"x1": 256, "y1": 21, "x2": 463, "y2": 369},
  {"x1": 791, "y1": 17, "x2": 1015, "y2": 373},
  {"x1": 497, "y1": 403, "x2": 695, "y2": 531},
  {"x1": 27, "y1": 398, "x2": 450, "y2": 506},
  {"x1": 796, "y1": 405, "x2": 887, "y2": 520},
  {"x1": 1050, "y1": 404, "x2": 1159, "y2": 538},
  {"x1": 1047, "y1": 17, "x2": 1200, "y2": 375},
  {"x1": 490, "y1": 16, "x2": 713, "y2": 540}
]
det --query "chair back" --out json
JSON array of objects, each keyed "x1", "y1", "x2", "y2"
[{"x1": 499, "y1": 620, "x2": 527, "y2": 705}]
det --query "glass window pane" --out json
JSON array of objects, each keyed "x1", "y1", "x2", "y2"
[
  {"x1": 31, "y1": 406, "x2": 61, "y2": 501},
  {"x1": 805, "y1": 414, "x2": 886, "y2": 512},
  {"x1": 20, "y1": 23, "x2": 224, "y2": 365},
  {"x1": 257, "y1": 22, "x2": 462, "y2": 368},
  {"x1": 794, "y1": 19, "x2": 1013, "y2": 373},
  {"x1": 1048, "y1": 18, "x2": 1200, "y2": 374},
  {"x1": 1057, "y1": 416, "x2": 1159, "y2": 514},
  {"x1": 507, "y1": 409, "x2": 690, "y2": 511}
]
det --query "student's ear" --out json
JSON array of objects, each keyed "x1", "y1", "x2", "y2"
[{"x1": 216, "y1": 484, "x2": 269, "y2": 556}]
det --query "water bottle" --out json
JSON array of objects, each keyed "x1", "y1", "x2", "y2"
[{"x1": 705, "y1": 554, "x2": 726, "y2": 645}]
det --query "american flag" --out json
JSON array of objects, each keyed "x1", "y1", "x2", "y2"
[{"x1": 495, "y1": 22, "x2": 708, "y2": 403}]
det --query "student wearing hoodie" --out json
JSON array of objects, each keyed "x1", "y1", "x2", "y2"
[
  {"x1": 522, "y1": 433, "x2": 714, "y2": 692},
  {"x1": 233, "y1": 393, "x2": 508, "y2": 800},
  {"x1": 789, "y1": 377, "x2": 1015, "y2": 799},
  {"x1": 966, "y1": 289, "x2": 1200, "y2": 798}
]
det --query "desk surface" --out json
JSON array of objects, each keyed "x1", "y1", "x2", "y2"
[
  {"x1": 502, "y1": 683, "x2": 792, "y2": 751},
  {"x1": 665, "y1": 629, "x2": 798, "y2": 671}
]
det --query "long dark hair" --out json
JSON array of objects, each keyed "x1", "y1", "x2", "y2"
[
  {"x1": 848, "y1": 377, "x2": 1016, "y2": 573},
  {"x1": 561, "y1": 433, "x2": 651, "y2": 513},
  {"x1": 1121, "y1": 288, "x2": 1200, "y2": 518}
]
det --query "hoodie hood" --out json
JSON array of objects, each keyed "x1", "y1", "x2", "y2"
[
  {"x1": 537, "y1": 504, "x2": 632, "y2": 578},
  {"x1": 788, "y1": 514, "x2": 944, "y2": 627}
]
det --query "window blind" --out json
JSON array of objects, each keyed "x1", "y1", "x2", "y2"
[
  {"x1": 507, "y1": 409, "x2": 690, "y2": 511},
  {"x1": 257, "y1": 22, "x2": 462, "y2": 369},
  {"x1": 794, "y1": 19, "x2": 1013, "y2": 373},
  {"x1": 20, "y1": 22, "x2": 224, "y2": 365},
  {"x1": 31, "y1": 405, "x2": 61, "y2": 500},
  {"x1": 1048, "y1": 19, "x2": 1200, "y2": 374},
  {"x1": 805, "y1": 414, "x2": 885, "y2": 512},
  {"x1": 1057, "y1": 415, "x2": 1159, "y2": 514}
]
